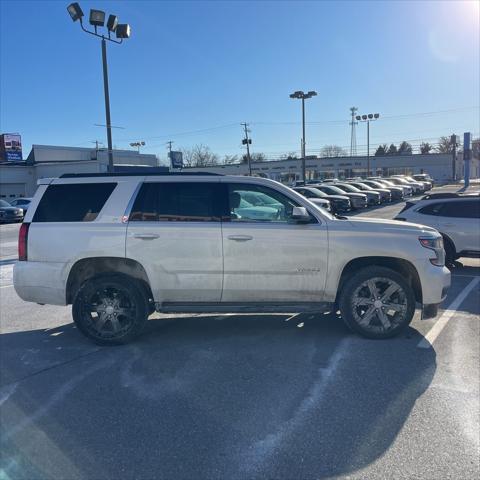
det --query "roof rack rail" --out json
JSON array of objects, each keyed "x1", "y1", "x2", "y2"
[
  {"x1": 422, "y1": 192, "x2": 480, "y2": 200},
  {"x1": 59, "y1": 171, "x2": 223, "y2": 179}
]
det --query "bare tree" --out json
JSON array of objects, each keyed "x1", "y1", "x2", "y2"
[
  {"x1": 420, "y1": 142, "x2": 433, "y2": 154},
  {"x1": 241, "y1": 152, "x2": 267, "y2": 163},
  {"x1": 387, "y1": 144, "x2": 398, "y2": 155},
  {"x1": 251, "y1": 152, "x2": 267, "y2": 162},
  {"x1": 222, "y1": 154, "x2": 239, "y2": 164},
  {"x1": 375, "y1": 144, "x2": 388, "y2": 156},
  {"x1": 180, "y1": 144, "x2": 219, "y2": 167},
  {"x1": 280, "y1": 152, "x2": 298, "y2": 160},
  {"x1": 398, "y1": 141, "x2": 413, "y2": 155},
  {"x1": 435, "y1": 136, "x2": 455, "y2": 154},
  {"x1": 320, "y1": 145, "x2": 347, "y2": 157},
  {"x1": 472, "y1": 138, "x2": 480, "y2": 159}
]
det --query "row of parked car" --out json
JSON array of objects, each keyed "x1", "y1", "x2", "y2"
[
  {"x1": 290, "y1": 174, "x2": 434, "y2": 214},
  {"x1": 0, "y1": 197, "x2": 32, "y2": 224}
]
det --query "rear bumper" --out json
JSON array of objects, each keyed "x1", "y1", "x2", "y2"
[{"x1": 14, "y1": 261, "x2": 68, "y2": 305}]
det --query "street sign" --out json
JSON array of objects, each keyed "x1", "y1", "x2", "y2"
[
  {"x1": 169, "y1": 151, "x2": 183, "y2": 169},
  {"x1": 0, "y1": 133, "x2": 23, "y2": 162}
]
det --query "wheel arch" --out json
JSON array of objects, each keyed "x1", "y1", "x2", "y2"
[
  {"x1": 335, "y1": 256, "x2": 422, "y2": 304},
  {"x1": 440, "y1": 233, "x2": 457, "y2": 259},
  {"x1": 66, "y1": 257, "x2": 153, "y2": 305}
]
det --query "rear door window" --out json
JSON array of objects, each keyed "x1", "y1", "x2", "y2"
[
  {"x1": 33, "y1": 183, "x2": 116, "y2": 222},
  {"x1": 129, "y1": 182, "x2": 224, "y2": 222},
  {"x1": 440, "y1": 199, "x2": 480, "y2": 218},
  {"x1": 418, "y1": 202, "x2": 444, "y2": 216}
]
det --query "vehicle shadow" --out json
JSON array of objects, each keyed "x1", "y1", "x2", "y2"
[{"x1": 0, "y1": 312, "x2": 436, "y2": 480}]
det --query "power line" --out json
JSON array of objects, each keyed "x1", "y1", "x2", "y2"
[
  {"x1": 251, "y1": 106, "x2": 479, "y2": 126},
  {"x1": 117, "y1": 123, "x2": 239, "y2": 143}
]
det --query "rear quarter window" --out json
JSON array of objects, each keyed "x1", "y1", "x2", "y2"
[
  {"x1": 32, "y1": 183, "x2": 116, "y2": 222},
  {"x1": 418, "y1": 202, "x2": 443, "y2": 216}
]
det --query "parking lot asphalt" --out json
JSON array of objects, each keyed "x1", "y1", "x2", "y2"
[{"x1": 0, "y1": 187, "x2": 479, "y2": 480}]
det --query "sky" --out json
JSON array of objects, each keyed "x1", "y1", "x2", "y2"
[{"x1": 1, "y1": 0, "x2": 479, "y2": 163}]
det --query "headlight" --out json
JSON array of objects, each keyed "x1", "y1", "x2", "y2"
[{"x1": 419, "y1": 236, "x2": 445, "y2": 266}]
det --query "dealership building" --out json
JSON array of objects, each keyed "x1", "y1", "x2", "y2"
[
  {"x1": 186, "y1": 151, "x2": 478, "y2": 183},
  {"x1": 0, "y1": 142, "x2": 478, "y2": 200},
  {"x1": 0, "y1": 144, "x2": 162, "y2": 199}
]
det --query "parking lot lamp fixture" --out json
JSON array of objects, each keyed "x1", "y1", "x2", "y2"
[
  {"x1": 67, "y1": 3, "x2": 131, "y2": 173},
  {"x1": 356, "y1": 113, "x2": 380, "y2": 176},
  {"x1": 289, "y1": 90, "x2": 317, "y2": 183}
]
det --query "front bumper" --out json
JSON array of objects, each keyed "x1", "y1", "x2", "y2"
[
  {"x1": 351, "y1": 198, "x2": 368, "y2": 209},
  {"x1": 332, "y1": 202, "x2": 351, "y2": 213},
  {"x1": 418, "y1": 262, "x2": 450, "y2": 317},
  {"x1": 0, "y1": 214, "x2": 23, "y2": 223}
]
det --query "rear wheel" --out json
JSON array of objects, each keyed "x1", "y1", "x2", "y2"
[
  {"x1": 72, "y1": 274, "x2": 149, "y2": 345},
  {"x1": 339, "y1": 266, "x2": 415, "y2": 339}
]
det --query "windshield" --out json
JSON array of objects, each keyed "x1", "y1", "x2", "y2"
[
  {"x1": 306, "y1": 188, "x2": 328, "y2": 198},
  {"x1": 380, "y1": 180, "x2": 395, "y2": 187},
  {"x1": 320, "y1": 185, "x2": 347, "y2": 195},
  {"x1": 0, "y1": 200, "x2": 12, "y2": 207},
  {"x1": 352, "y1": 183, "x2": 373, "y2": 190},
  {"x1": 388, "y1": 178, "x2": 404, "y2": 185},
  {"x1": 365, "y1": 181, "x2": 383, "y2": 188},
  {"x1": 335, "y1": 184, "x2": 360, "y2": 193}
]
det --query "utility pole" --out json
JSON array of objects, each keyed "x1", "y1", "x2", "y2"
[
  {"x1": 91, "y1": 140, "x2": 104, "y2": 159},
  {"x1": 167, "y1": 141, "x2": 173, "y2": 168},
  {"x1": 241, "y1": 123, "x2": 252, "y2": 175},
  {"x1": 349, "y1": 107, "x2": 358, "y2": 157},
  {"x1": 451, "y1": 134, "x2": 458, "y2": 182}
]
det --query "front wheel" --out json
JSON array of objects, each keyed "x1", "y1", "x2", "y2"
[
  {"x1": 339, "y1": 266, "x2": 415, "y2": 339},
  {"x1": 72, "y1": 274, "x2": 149, "y2": 345}
]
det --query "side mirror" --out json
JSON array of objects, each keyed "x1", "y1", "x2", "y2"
[{"x1": 291, "y1": 206, "x2": 311, "y2": 223}]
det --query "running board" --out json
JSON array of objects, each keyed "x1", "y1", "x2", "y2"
[{"x1": 157, "y1": 302, "x2": 333, "y2": 314}]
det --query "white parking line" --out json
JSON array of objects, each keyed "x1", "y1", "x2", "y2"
[
  {"x1": 418, "y1": 277, "x2": 480, "y2": 349},
  {"x1": 0, "y1": 284, "x2": 13, "y2": 289}
]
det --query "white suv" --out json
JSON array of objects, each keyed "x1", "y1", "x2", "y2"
[
  {"x1": 395, "y1": 192, "x2": 480, "y2": 265},
  {"x1": 14, "y1": 173, "x2": 450, "y2": 345}
]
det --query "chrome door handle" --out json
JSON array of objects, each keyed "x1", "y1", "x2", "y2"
[
  {"x1": 227, "y1": 235, "x2": 253, "y2": 242},
  {"x1": 133, "y1": 233, "x2": 160, "y2": 240}
]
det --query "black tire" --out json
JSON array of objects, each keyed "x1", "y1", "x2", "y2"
[
  {"x1": 339, "y1": 266, "x2": 415, "y2": 339},
  {"x1": 442, "y1": 235, "x2": 457, "y2": 267},
  {"x1": 72, "y1": 273, "x2": 149, "y2": 345}
]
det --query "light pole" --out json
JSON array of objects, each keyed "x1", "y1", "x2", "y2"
[
  {"x1": 289, "y1": 90, "x2": 317, "y2": 183},
  {"x1": 356, "y1": 113, "x2": 380, "y2": 176},
  {"x1": 130, "y1": 141, "x2": 145, "y2": 153},
  {"x1": 67, "y1": 3, "x2": 131, "y2": 173}
]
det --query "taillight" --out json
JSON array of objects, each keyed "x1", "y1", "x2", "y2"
[{"x1": 19, "y1": 223, "x2": 30, "y2": 261}]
